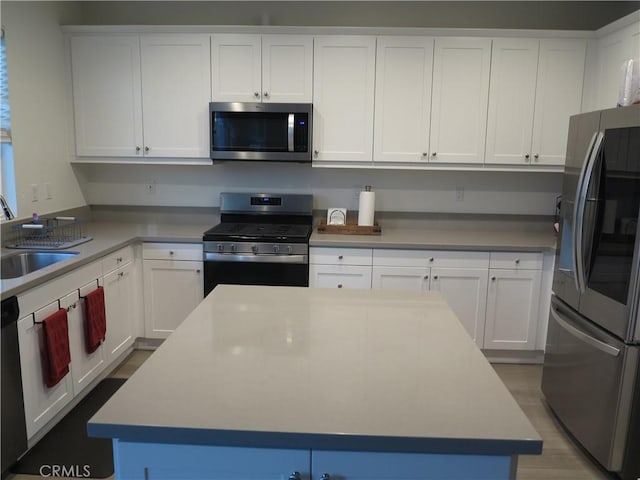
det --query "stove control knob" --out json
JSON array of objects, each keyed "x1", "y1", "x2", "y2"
[
  {"x1": 273, "y1": 245, "x2": 280, "y2": 254},
  {"x1": 217, "y1": 243, "x2": 223, "y2": 252},
  {"x1": 230, "y1": 244, "x2": 236, "y2": 253},
  {"x1": 287, "y1": 246, "x2": 293, "y2": 255},
  {"x1": 251, "y1": 245, "x2": 258, "y2": 254}
]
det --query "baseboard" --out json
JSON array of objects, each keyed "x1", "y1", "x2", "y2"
[{"x1": 483, "y1": 349, "x2": 545, "y2": 364}]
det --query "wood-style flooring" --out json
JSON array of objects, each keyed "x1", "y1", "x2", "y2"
[{"x1": 8, "y1": 354, "x2": 618, "y2": 480}]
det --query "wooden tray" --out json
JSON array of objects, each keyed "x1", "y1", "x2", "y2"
[{"x1": 317, "y1": 221, "x2": 381, "y2": 235}]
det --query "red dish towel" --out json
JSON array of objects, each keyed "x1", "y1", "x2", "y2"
[
  {"x1": 84, "y1": 286, "x2": 106, "y2": 354},
  {"x1": 42, "y1": 308, "x2": 71, "y2": 388}
]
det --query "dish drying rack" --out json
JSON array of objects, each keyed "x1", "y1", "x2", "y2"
[{"x1": 5, "y1": 216, "x2": 92, "y2": 250}]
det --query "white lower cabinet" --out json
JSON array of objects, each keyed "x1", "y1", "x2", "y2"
[
  {"x1": 65, "y1": 286, "x2": 107, "y2": 396},
  {"x1": 483, "y1": 253, "x2": 542, "y2": 350},
  {"x1": 371, "y1": 250, "x2": 489, "y2": 348},
  {"x1": 309, "y1": 247, "x2": 373, "y2": 289},
  {"x1": 18, "y1": 301, "x2": 75, "y2": 440},
  {"x1": 142, "y1": 243, "x2": 203, "y2": 338}
]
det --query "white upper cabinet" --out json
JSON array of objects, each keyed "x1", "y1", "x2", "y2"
[
  {"x1": 429, "y1": 38, "x2": 492, "y2": 164},
  {"x1": 373, "y1": 36, "x2": 434, "y2": 164},
  {"x1": 211, "y1": 34, "x2": 313, "y2": 103},
  {"x1": 595, "y1": 21, "x2": 640, "y2": 110},
  {"x1": 71, "y1": 35, "x2": 143, "y2": 157},
  {"x1": 312, "y1": 36, "x2": 376, "y2": 163},
  {"x1": 140, "y1": 35, "x2": 211, "y2": 158},
  {"x1": 485, "y1": 38, "x2": 585, "y2": 166},
  {"x1": 71, "y1": 34, "x2": 211, "y2": 159},
  {"x1": 485, "y1": 39, "x2": 539, "y2": 166}
]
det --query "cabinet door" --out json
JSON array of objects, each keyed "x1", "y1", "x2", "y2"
[
  {"x1": 65, "y1": 287, "x2": 106, "y2": 396},
  {"x1": 211, "y1": 34, "x2": 262, "y2": 102},
  {"x1": 312, "y1": 450, "x2": 513, "y2": 479},
  {"x1": 115, "y1": 442, "x2": 310, "y2": 479},
  {"x1": 484, "y1": 268, "x2": 541, "y2": 350},
  {"x1": 430, "y1": 38, "x2": 491, "y2": 164},
  {"x1": 309, "y1": 264, "x2": 372, "y2": 289},
  {"x1": 143, "y1": 260, "x2": 203, "y2": 339},
  {"x1": 18, "y1": 302, "x2": 74, "y2": 440},
  {"x1": 262, "y1": 35, "x2": 313, "y2": 103},
  {"x1": 430, "y1": 267, "x2": 488, "y2": 348},
  {"x1": 371, "y1": 266, "x2": 429, "y2": 291},
  {"x1": 530, "y1": 39, "x2": 586, "y2": 166},
  {"x1": 373, "y1": 36, "x2": 433, "y2": 163},
  {"x1": 103, "y1": 261, "x2": 137, "y2": 363},
  {"x1": 484, "y1": 38, "x2": 539, "y2": 165},
  {"x1": 313, "y1": 36, "x2": 376, "y2": 162},
  {"x1": 141, "y1": 35, "x2": 211, "y2": 158},
  {"x1": 70, "y1": 35, "x2": 143, "y2": 156}
]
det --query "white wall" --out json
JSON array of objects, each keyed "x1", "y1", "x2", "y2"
[
  {"x1": 2, "y1": 2, "x2": 86, "y2": 220},
  {"x1": 75, "y1": 163, "x2": 562, "y2": 216}
]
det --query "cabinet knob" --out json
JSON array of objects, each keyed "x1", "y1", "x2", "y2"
[
  {"x1": 431, "y1": 152, "x2": 437, "y2": 157},
  {"x1": 515, "y1": 258, "x2": 520, "y2": 264},
  {"x1": 135, "y1": 146, "x2": 141, "y2": 152},
  {"x1": 169, "y1": 251, "x2": 175, "y2": 256},
  {"x1": 144, "y1": 146, "x2": 150, "y2": 152},
  {"x1": 423, "y1": 275, "x2": 429, "y2": 280},
  {"x1": 525, "y1": 154, "x2": 530, "y2": 161},
  {"x1": 288, "y1": 473, "x2": 302, "y2": 480},
  {"x1": 321, "y1": 475, "x2": 331, "y2": 480},
  {"x1": 491, "y1": 276, "x2": 496, "y2": 281},
  {"x1": 254, "y1": 92, "x2": 260, "y2": 98},
  {"x1": 433, "y1": 275, "x2": 438, "y2": 280},
  {"x1": 422, "y1": 152, "x2": 428, "y2": 158},
  {"x1": 429, "y1": 257, "x2": 434, "y2": 262},
  {"x1": 534, "y1": 153, "x2": 539, "y2": 161},
  {"x1": 196, "y1": 269, "x2": 201, "y2": 274},
  {"x1": 338, "y1": 255, "x2": 343, "y2": 260},
  {"x1": 263, "y1": 91, "x2": 269, "y2": 97},
  {"x1": 314, "y1": 150, "x2": 319, "y2": 156},
  {"x1": 118, "y1": 271, "x2": 124, "y2": 278},
  {"x1": 117, "y1": 257, "x2": 123, "y2": 263},
  {"x1": 337, "y1": 284, "x2": 343, "y2": 288}
]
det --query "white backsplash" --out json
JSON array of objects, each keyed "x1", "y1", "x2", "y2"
[{"x1": 74, "y1": 162, "x2": 562, "y2": 216}]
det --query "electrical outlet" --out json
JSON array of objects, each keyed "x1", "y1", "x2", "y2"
[
  {"x1": 146, "y1": 181, "x2": 156, "y2": 195},
  {"x1": 31, "y1": 184, "x2": 38, "y2": 202},
  {"x1": 44, "y1": 183, "x2": 52, "y2": 200},
  {"x1": 455, "y1": 186, "x2": 464, "y2": 202}
]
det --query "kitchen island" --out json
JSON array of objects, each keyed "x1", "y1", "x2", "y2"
[{"x1": 88, "y1": 285, "x2": 541, "y2": 479}]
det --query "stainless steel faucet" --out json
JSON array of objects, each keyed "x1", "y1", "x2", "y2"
[{"x1": 0, "y1": 194, "x2": 15, "y2": 220}]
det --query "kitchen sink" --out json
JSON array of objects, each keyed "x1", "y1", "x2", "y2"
[{"x1": 1, "y1": 251, "x2": 79, "y2": 280}]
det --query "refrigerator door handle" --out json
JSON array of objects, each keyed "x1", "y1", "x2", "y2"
[
  {"x1": 573, "y1": 131, "x2": 604, "y2": 293},
  {"x1": 551, "y1": 306, "x2": 620, "y2": 357}
]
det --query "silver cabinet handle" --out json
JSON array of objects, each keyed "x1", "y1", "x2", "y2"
[{"x1": 288, "y1": 473, "x2": 302, "y2": 480}]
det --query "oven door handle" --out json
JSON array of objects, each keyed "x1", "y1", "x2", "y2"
[{"x1": 204, "y1": 252, "x2": 308, "y2": 264}]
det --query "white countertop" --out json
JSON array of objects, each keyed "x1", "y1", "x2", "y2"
[{"x1": 88, "y1": 285, "x2": 542, "y2": 455}]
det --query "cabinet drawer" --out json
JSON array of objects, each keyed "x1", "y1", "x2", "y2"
[
  {"x1": 490, "y1": 251, "x2": 542, "y2": 270},
  {"x1": 310, "y1": 247, "x2": 372, "y2": 266},
  {"x1": 143, "y1": 243, "x2": 203, "y2": 261},
  {"x1": 309, "y1": 264, "x2": 372, "y2": 289},
  {"x1": 102, "y1": 245, "x2": 135, "y2": 273},
  {"x1": 373, "y1": 249, "x2": 489, "y2": 268}
]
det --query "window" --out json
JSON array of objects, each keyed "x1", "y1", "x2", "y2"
[{"x1": 1, "y1": 28, "x2": 17, "y2": 218}]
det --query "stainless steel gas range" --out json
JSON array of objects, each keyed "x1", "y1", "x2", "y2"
[{"x1": 202, "y1": 193, "x2": 313, "y2": 296}]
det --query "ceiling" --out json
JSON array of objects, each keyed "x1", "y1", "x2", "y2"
[{"x1": 48, "y1": 1, "x2": 640, "y2": 30}]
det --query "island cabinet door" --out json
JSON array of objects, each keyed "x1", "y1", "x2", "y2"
[
  {"x1": 114, "y1": 442, "x2": 311, "y2": 479},
  {"x1": 311, "y1": 450, "x2": 514, "y2": 479}
]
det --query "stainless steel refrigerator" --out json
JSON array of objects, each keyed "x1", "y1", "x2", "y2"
[{"x1": 542, "y1": 104, "x2": 640, "y2": 480}]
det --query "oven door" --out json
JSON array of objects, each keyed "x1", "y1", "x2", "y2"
[{"x1": 204, "y1": 254, "x2": 309, "y2": 296}]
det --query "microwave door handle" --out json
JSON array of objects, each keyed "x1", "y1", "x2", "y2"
[
  {"x1": 573, "y1": 131, "x2": 603, "y2": 293},
  {"x1": 287, "y1": 114, "x2": 295, "y2": 152}
]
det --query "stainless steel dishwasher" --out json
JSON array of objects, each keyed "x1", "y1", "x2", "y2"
[{"x1": 1, "y1": 295, "x2": 28, "y2": 477}]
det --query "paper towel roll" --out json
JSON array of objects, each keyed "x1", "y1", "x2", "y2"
[{"x1": 357, "y1": 187, "x2": 375, "y2": 226}]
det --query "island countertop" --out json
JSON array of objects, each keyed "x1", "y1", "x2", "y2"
[{"x1": 88, "y1": 285, "x2": 542, "y2": 456}]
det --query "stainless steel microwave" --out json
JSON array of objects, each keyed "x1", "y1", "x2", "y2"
[{"x1": 209, "y1": 102, "x2": 312, "y2": 162}]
